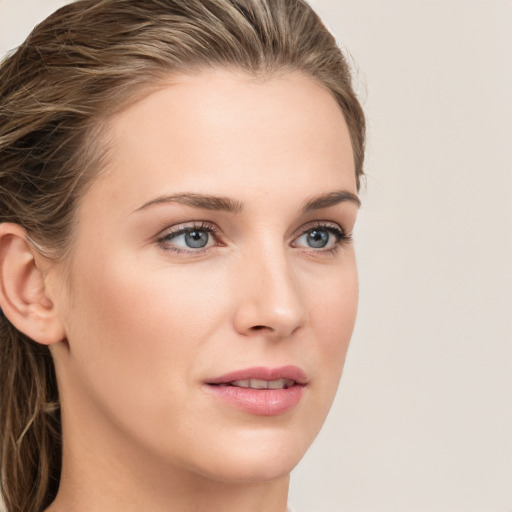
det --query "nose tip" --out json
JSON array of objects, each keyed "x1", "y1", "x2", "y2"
[
  {"x1": 232, "y1": 254, "x2": 308, "y2": 340},
  {"x1": 244, "y1": 309, "x2": 304, "y2": 338}
]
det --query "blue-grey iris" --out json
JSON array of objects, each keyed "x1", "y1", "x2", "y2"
[
  {"x1": 307, "y1": 229, "x2": 329, "y2": 248},
  {"x1": 185, "y1": 230, "x2": 209, "y2": 248}
]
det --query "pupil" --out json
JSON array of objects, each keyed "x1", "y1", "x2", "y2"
[
  {"x1": 185, "y1": 230, "x2": 208, "y2": 248},
  {"x1": 308, "y1": 229, "x2": 328, "y2": 248}
]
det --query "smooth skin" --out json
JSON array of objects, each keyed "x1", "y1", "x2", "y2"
[{"x1": 0, "y1": 70, "x2": 359, "y2": 512}]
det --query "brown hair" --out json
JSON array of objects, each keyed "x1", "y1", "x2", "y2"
[{"x1": 0, "y1": 0, "x2": 365, "y2": 510}]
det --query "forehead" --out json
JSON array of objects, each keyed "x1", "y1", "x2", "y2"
[{"x1": 85, "y1": 69, "x2": 356, "y2": 215}]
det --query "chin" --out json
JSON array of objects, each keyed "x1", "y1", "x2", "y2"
[
  {"x1": 184, "y1": 423, "x2": 317, "y2": 485},
  {"x1": 198, "y1": 452, "x2": 301, "y2": 485}
]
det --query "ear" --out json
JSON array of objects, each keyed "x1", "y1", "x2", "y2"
[{"x1": 0, "y1": 223, "x2": 65, "y2": 345}]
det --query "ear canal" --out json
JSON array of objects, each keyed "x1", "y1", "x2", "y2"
[{"x1": 0, "y1": 224, "x2": 65, "y2": 345}]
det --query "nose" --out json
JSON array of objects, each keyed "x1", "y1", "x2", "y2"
[{"x1": 232, "y1": 245, "x2": 308, "y2": 340}]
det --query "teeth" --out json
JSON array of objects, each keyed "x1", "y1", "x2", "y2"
[
  {"x1": 249, "y1": 379, "x2": 268, "y2": 389},
  {"x1": 230, "y1": 378, "x2": 295, "y2": 389},
  {"x1": 268, "y1": 378, "x2": 294, "y2": 389},
  {"x1": 231, "y1": 379, "x2": 251, "y2": 388}
]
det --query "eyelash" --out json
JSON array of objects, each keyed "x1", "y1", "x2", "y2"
[
  {"x1": 158, "y1": 221, "x2": 219, "y2": 254},
  {"x1": 157, "y1": 221, "x2": 352, "y2": 255},
  {"x1": 296, "y1": 222, "x2": 352, "y2": 255}
]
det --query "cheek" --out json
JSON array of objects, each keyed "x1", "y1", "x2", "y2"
[
  {"x1": 58, "y1": 252, "x2": 224, "y2": 416},
  {"x1": 309, "y1": 256, "x2": 358, "y2": 342},
  {"x1": 70, "y1": 240, "x2": 224, "y2": 330},
  {"x1": 306, "y1": 259, "x2": 358, "y2": 394}
]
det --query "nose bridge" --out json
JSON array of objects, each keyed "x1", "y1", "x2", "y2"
[{"x1": 233, "y1": 236, "x2": 307, "y2": 338}]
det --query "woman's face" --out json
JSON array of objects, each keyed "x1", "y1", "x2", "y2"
[{"x1": 50, "y1": 70, "x2": 359, "y2": 484}]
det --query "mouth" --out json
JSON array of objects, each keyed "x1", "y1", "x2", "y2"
[
  {"x1": 206, "y1": 365, "x2": 307, "y2": 386},
  {"x1": 211, "y1": 378, "x2": 296, "y2": 390},
  {"x1": 204, "y1": 366, "x2": 307, "y2": 416}
]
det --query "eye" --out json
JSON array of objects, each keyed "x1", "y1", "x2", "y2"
[
  {"x1": 292, "y1": 223, "x2": 350, "y2": 252},
  {"x1": 158, "y1": 222, "x2": 218, "y2": 253}
]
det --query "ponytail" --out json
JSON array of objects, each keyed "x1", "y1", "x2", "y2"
[{"x1": 0, "y1": 315, "x2": 61, "y2": 512}]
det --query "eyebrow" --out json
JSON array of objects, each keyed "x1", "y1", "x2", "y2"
[
  {"x1": 133, "y1": 193, "x2": 244, "y2": 214},
  {"x1": 133, "y1": 189, "x2": 360, "y2": 215},
  {"x1": 301, "y1": 190, "x2": 361, "y2": 212}
]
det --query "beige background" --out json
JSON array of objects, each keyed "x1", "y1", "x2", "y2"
[{"x1": 1, "y1": 1, "x2": 511, "y2": 511}]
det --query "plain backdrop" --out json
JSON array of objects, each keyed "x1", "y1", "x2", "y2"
[{"x1": 1, "y1": 1, "x2": 511, "y2": 511}]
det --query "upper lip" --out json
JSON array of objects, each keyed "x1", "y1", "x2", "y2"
[{"x1": 206, "y1": 365, "x2": 308, "y2": 385}]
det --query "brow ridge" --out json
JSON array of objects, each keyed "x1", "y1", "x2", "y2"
[
  {"x1": 133, "y1": 193, "x2": 244, "y2": 214},
  {"x1": 301, "y1": 190, "x2": 361, "y2": 212},
  {"x1": 134, "y1": 189, "x2": 360, "y2": 215}
]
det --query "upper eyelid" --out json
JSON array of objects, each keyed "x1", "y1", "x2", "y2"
[
  {"x1": 293, "y1": 220, "x2": 346, "y2": 236},
  {"x1": 292, "y1": 222, "x2": 347, "y2": 243},
  {"x1": 157, "y1": 221, "x2": 218, "y2": 238},
  {"x1": 156, "y1": 219, "x2": 347, "y2": 240},
  {"x1": 158, "y1": 219, "x2": 344, "y2": 232}
]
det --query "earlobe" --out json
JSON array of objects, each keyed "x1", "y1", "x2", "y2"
[{"x1": 0, "y1": 223, "x2": 65, "y2": 345}]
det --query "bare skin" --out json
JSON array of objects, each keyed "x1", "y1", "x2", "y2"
[{"x1": 0, "y1": 69, "x2": 359, "y2": 512}]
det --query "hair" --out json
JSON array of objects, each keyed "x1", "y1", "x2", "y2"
[{"x1": 0, "y1": 0, "x2": 365, "y2": 510}]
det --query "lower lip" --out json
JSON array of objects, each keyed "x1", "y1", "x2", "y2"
[{"x1": 204, "y1": 384, "x2": 305, "y2": 416}]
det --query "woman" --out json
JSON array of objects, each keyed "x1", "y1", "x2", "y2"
[{"x1": 0, "y1": 1, "x2": 365, "y2": 511}]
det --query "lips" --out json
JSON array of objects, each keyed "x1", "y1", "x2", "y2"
[{"x1": 204, "y1": 366, "x2": 307, "y2": 416}]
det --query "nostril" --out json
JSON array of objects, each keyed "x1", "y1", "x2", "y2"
[{"x1": 251, "y1": 325, "x2": 269, "y2": 331}]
